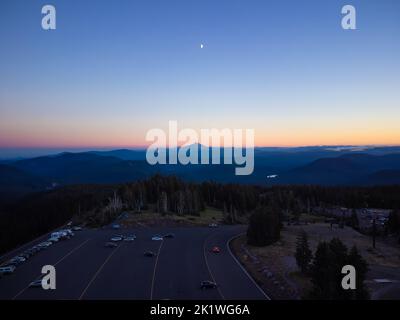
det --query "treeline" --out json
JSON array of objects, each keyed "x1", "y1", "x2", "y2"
[
  {"x1": 1, "y1": 175, "x2": 400, "y2": 255},
  {"x1": 272, "y1": 185, "x2": 400, "y2": 211},
  {"x1": 0, "y1": 184, "x2": 117, "y2": 255}
]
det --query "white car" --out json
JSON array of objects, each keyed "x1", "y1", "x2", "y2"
[
  {"x1": 16, "y1": 255, "x2": 27, "y2": 262},
  {"x1": 48, "y1": 237, "x2": 59, "y2": 243},
  {"x1": 0, "y1": 265, "x2": 16, "y2": 274},
  {"x1": 110, "y1": 236, "x2": 123, "y2": 242},
  {"x1": 152, "y1": 235, "x2": 163, "y2": 241},
  {"x1": 124, "y1": 236, "x2": 136, "y2": 241},
  {"x1": 10, "y1": 256, "x2": 26, "y2": 263},
  {"x1": 52, "y1": 230, "x2": 72, "y2": 240},
  {"x1": 61, "y1": 229, "x2": 74, "y2": 237},
  {"x1": 37, "y1": 242, "x2": 52, "y2": 249},
  {"x1": 51, "y1": 232, "x2": 64, "y2": 239}
]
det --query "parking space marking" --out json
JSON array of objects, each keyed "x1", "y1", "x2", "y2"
[
  {"x1": 12, "y1": 238, "x2": 91, "y2": 300},
  {"x1": 150, "y1": 240, "x2": 164, "y2": 300},
  {"x1": 78, "y1": 241, "x2": 123, "y2": 300},
  {"x1": 203, "y1": 231, "x2": 225, "y2": 300}
]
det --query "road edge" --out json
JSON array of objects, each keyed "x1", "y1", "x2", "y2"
[{"x1": 227, "y1": 233, "x2": 271, "y2": 300}]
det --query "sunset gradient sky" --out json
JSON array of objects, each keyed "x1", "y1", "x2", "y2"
[{"x1": 0, "y1": 0, "x2": 399, "y2": 153}]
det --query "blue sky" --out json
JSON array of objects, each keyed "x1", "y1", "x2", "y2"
[{"x1": 0, "y1": 0, "x2": 399, "y2": 155}]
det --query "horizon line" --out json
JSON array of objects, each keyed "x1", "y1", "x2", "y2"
[{"x1": 1, "y1": 143, "x2": 400, "y2": 150}]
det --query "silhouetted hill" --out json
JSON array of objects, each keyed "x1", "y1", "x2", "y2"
[
  {"x1": 89, "y1": 149, "x2": 146, "y2": 161},
  {"x1": 12, "y1": 153, "x2": 157, "y2": 185},
  {"x1": 0, "y1": 164, "x2": 48, "y2": 201},
  {"x1": 274, "y1": 153, "x2": 400, "y2": 185},
  {"x1": 2, "y1": 149, "x2": 400, "y2": 199},
  {"x1": 363, "y1": 170, "x2": 400, "y2": 185}
]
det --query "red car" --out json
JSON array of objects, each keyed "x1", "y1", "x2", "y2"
[{"x1": 211, "y1": 246, "x2": 221, "y2": 253}]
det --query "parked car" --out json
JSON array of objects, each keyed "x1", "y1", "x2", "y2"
[
  {"x1": 105, "y1": 242, "x2": 118, "y2": 248},
  {"x1": 124, "y1": 235, "x2": 136, "y2": 241},
  {"x1": 11, "y1": 256, "x2": 26, "y2": 264},
  {"x1": 200, "y1": 280, "x2": 217, "y2": 289},
  {"x1": 112, "y1": 224, "x2": 121, "y2": 230},
  {"x1": 20, "y1": 253, "x2": 30, "y2": 259},
  {"x1": 164, "y1": 233, "x2": 175, "y2": 238},
  {"x1": 208, "y1": 223, "x2": 218, "y2": 228},
  {"x1": 38, "y1": 241, "x2": 52, "y2": 248},
  {"x1": 48, "y1": 237, "x2": 59, "y2": 243},
  {"x1": 61, "y1": 229, "x2": 74, "y2": 237},
  {"x1": 5, "y1": 261, "x2": 19, "y2": 267},
  {"x1": 0, "y1": 265, "x2": 16, "y2": 275},
  {"x1": 152, "y1": 235, "x2": 163, "y2": 241},
  {"x1": 37, "y1": 242, "x2": 51, "y2": 249},
  {"x1": 72, "y1": 226, "x2": 82, "y2": 231},
  {"x1": 144, "y1": 251, "x2": 156, "y2": 257},
  {"x1": 26, "y1": 248, "x2": 38, "y2": 255},
  {"x1": 110, "y1": 236, "x2": 123, "y2": 242},
  {"x1": 53, "y1": 229, "x2": 74, "y2": 240},
  {"x1": 51, "y1": 231, "x2": 64, "y2": 239}
]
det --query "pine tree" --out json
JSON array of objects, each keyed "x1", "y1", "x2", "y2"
[
  {"x1": 350, "y1": 209, "x2": 359, "y2": 230},
  {"x1": 295, "y1": 230, "x2": 312, "y2": 274},
  {"x1": 347, "y1": 246, "x2": 370, "y2": 300},
  {"x1": 247, "y1": 206, "x2": 281, "y2": 246},
  {"x1": 387, "y1": 209, "x2": 400, "y2": 234},
  {"x1": 308, "y1": 239, "x2": 370, "y2": 300},
  {"x1": 308, "y1": 241, "x2": 333, "y2": 299}
]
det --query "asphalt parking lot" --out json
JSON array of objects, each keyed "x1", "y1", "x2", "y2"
[{"x1": 0, "y1": 225, "x2": 268, "y2": 300}]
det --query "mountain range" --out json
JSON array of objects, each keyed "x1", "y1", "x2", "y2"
[{"x1": 1, "y1": 146, "x2": 400, "y2": 200}]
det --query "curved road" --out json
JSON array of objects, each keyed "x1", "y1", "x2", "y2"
[{"x1": 0, "y1": 225, "x2": 267, "y2": 300}]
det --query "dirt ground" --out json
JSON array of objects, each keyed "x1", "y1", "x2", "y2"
[
  {"x1": 120, "y1": 207, "x2": 224, "y2": 228},
  {"x1": 230, "y1": 222, "x2": 400, "y2": 300}
]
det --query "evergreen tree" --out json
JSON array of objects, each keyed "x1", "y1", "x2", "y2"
[
  {"x1": 247, "y1": 206, "x2": 281, "y2": 246},
  {"x1": 308, "y1": 239, "x2": 369, "y2": 300},
  {"x1": 350, "y1": 209, "x2": 359, "y2": 230},
  {"x1": 347, "y1": 246, "x2": 370, "y2": 300},
  {"x1": 295, "y1": 230, "x2": 312, "y2": 274},
  {"x1": 308, "y1": 241, "x2": 333, "y2": 299},
  {"x1": 387, "y1": 209, "x2": 400, "y2": 234}
]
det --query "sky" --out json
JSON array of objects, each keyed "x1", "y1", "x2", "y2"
[{"x1": 0, "y1": 0, "x2": 399, "y2": 155}]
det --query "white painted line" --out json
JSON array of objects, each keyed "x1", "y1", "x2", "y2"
[
  {"x1": 227, "y1": 233, "x2": 271, "y2": 300},
  {"x1": 150, "y1": 240, "x2": 164, "y2": 300},
  {"x1": 79, "y1": 241, "x2": 122, "y2": 300},
  {"x1": 203, "y1": 232, "x2": 225, "y2": 300},
  {"x1": 54, "y1": 238, "x2": 91, "y2": 267}
]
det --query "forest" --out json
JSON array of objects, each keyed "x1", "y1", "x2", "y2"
[{"x1": 1, "y1": 174, "x2": 400, "y2": 255}]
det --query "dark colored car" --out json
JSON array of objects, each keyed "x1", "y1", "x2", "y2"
[
  {"x1": 164, "y1": 233, "x2": 175, "y2": 238},
  {"x1": 105, "y1": 242, "x2": 118, "y2": 248},
  {"x1": 144, "y1": 251, "x2": 156, "y2": 257},
  {"x1": 200, "y1": 281, "x2": 217, "y2": 289},
  {"x1": 20, "y1": 253, "x2": 30, "y2": 259}
]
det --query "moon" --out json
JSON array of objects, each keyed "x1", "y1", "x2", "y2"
[{"x1": 200, "y1": 44, "x2": 204, "y2": 49}]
